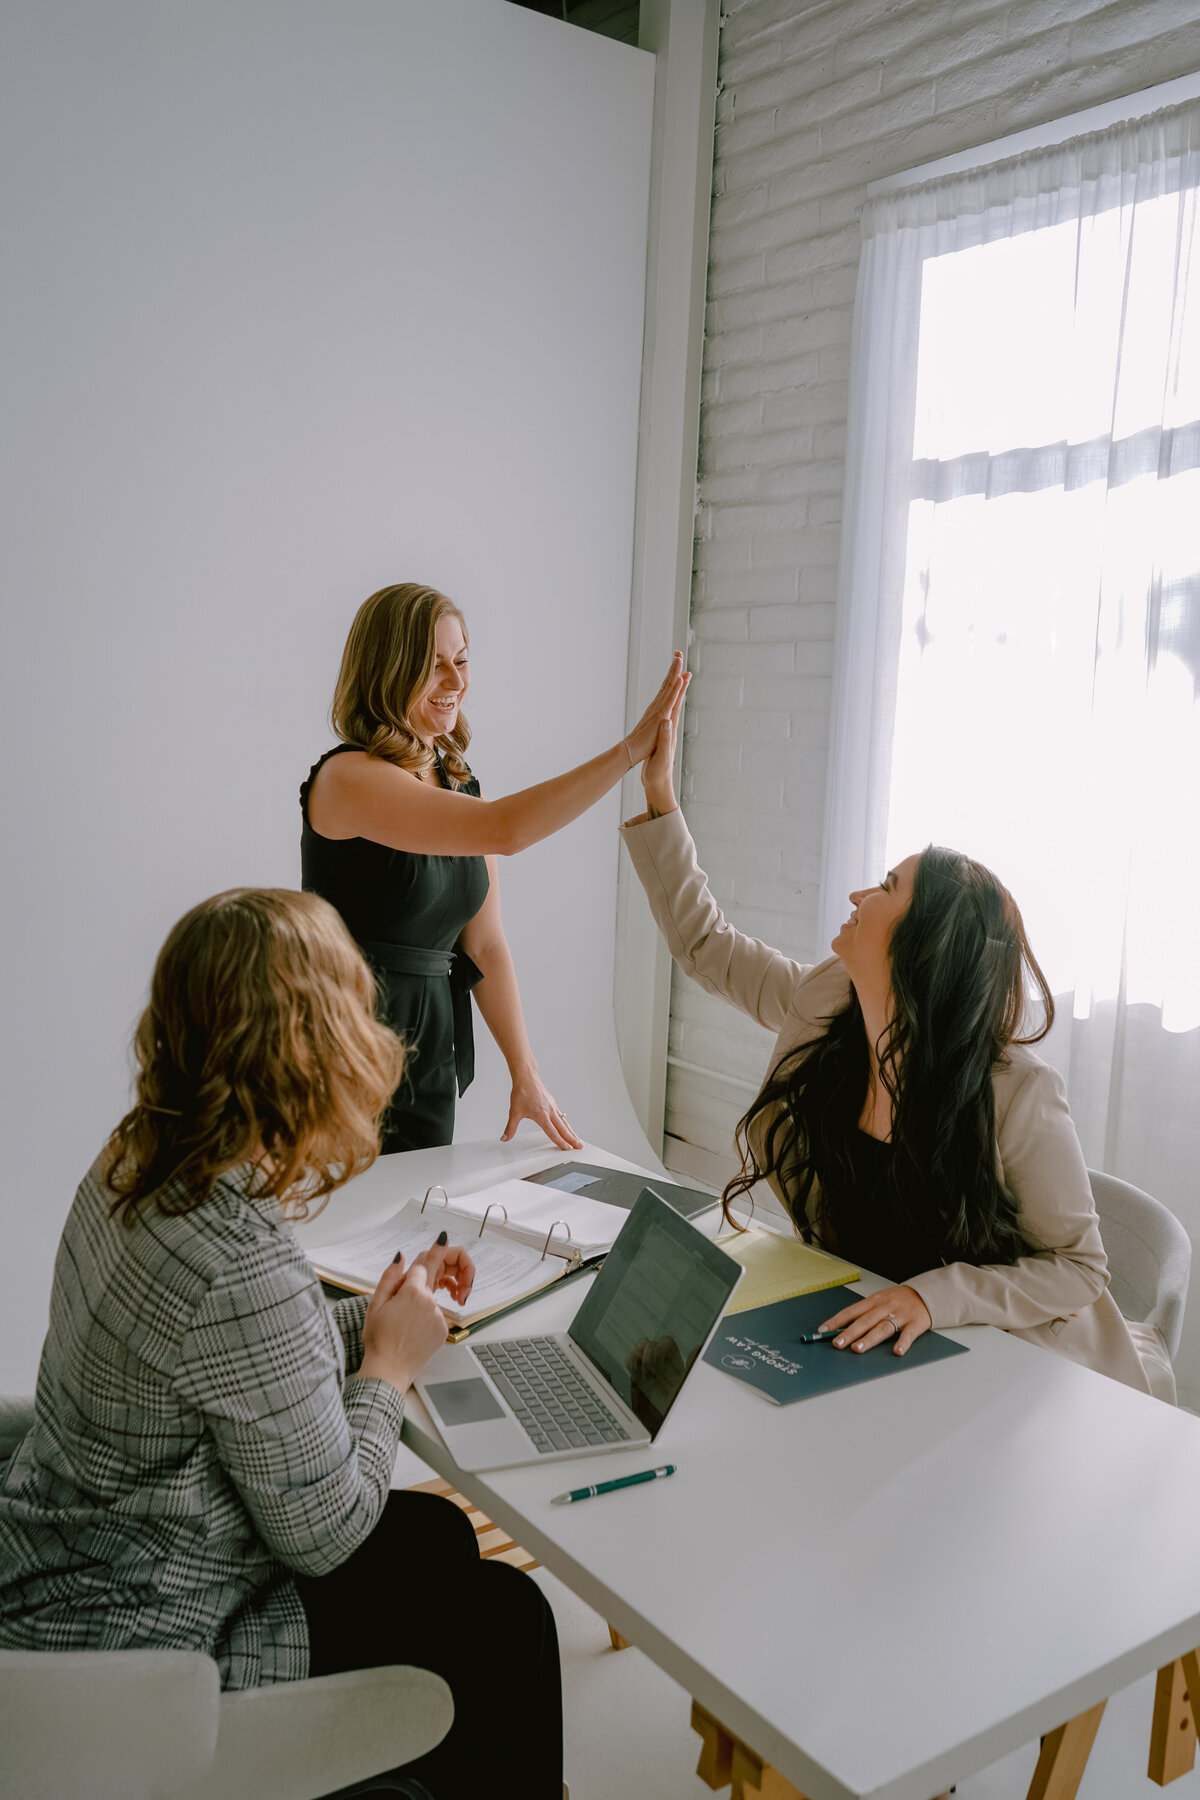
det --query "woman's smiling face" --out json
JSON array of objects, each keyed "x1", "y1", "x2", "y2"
[
  {"x1": 831, "y1": 854, "x2": 921, "y2": 983},
  {"x1": 408, "y1": 614, "x2": 469, "y2": 744}
]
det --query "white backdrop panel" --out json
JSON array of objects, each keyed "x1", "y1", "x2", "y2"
[{"x1": 0, "y1": 0, "x2": 656, "y2": 1387}]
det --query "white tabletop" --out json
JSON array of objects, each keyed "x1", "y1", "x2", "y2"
[{"x1": 298, "y1": 1140, "x2": 1200, "y2": 1800}]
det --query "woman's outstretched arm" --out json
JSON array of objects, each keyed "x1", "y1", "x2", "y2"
[
  {"x1": 458, "y1": 857, "x2": 583, "y2": 1151},
  {"x1": 307, "y1": 654, "x2": 688, "y2": 857},
  {"x1": 619, "y1": 680, "x2": 822, "y2": 1036}
]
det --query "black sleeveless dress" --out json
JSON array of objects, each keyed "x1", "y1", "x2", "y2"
[{"x1": 300, "y1": 745, "x2": 490, "y2": 1154}]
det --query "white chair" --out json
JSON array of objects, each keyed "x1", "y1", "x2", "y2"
[
  {"x1": 1087, "y1": 1168, "x2": 1191, "y2": 1363},
  {"x1": 0, "y1": 1397, "x2": 453, "y2": 1800}
]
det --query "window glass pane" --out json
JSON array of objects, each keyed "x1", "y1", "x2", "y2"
[{"x1": 885, "y1": 474, "x2": 1200, "y2": 1029}]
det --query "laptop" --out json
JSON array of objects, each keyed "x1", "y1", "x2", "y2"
[{"x1": 414, "y1": 1187, "x2": 743, "y2": 1471}]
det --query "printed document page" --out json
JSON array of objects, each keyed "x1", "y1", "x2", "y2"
[
  {"x1": 436, "y1": 1178, "x2": 621, "y2": 1257},
  {"x1": 302, "y1": 1199, "x2": 557, "y2": 1320}
]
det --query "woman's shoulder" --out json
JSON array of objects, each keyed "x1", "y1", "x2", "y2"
[
  {"x1": 992, "y1": 1041, "x2": 1071, "y2": 1138},
  {"x1": 113, "y1": 1167, "x2": 299, "y2": 1294},
  {"x1": 786, "y1": 955, "x2": 852, "y2": 1020},
  {"x1": 300, "y1": 742, "x2": 370, "y2": 806}
]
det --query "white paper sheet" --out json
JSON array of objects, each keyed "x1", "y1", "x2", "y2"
[
  {"x1": 433, "y1": 1178, "x2": 621, "y2": 1258},
  {"x1": 303, "y1": 1199, "x2": 559, "y2": 1320}
]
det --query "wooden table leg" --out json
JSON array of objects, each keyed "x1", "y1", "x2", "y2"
[
  {"x1": 1149, "y1": 1658, "x2": 1199, "y2": 1785},
  {"x1": 1026, "y1": 1700, "x2": 1106, "y2": 1800},
  {"x1": 690, "y1": 1701, "x2": 808, "y2": 1799},
  {"x1": 692, "y1": 1700, "x2": 734, "y2": 1790},
  {"x1": 730, "y1": 1738, "x2": 809, "y2": 1800}
]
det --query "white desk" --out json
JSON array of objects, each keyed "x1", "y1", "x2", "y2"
[{"x1": 298, "y1": 1140, "x2": 1200, "y2": 1800}]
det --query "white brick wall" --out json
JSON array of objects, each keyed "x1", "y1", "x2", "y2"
[{"x1": 666, "y1": 0, "x2": 1200, "y2": 1183}]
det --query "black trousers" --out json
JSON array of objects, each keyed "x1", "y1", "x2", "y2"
[{"x1": 295, "y1": 1490, "x2": 563, "y2": 1800}]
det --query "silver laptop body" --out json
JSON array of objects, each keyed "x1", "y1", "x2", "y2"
[{"x1": 415, "y1": 1187, "x2": 742, "y2": 1472}]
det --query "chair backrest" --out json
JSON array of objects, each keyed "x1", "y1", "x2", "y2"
[{"x1": 1088, "y1": 1170, "x2": 1192, "y2": 1363}]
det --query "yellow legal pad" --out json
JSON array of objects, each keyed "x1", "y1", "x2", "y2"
[{"x1": 717, "y1": 1227, "x2": 860, "y2": 1314}]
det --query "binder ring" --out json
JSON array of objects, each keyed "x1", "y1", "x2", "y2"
[
  {"x1": 540, "y1": 1219, "x2": 572, "y2": 1261},
  {"x1": 420, "y1": 1186, "x2": 449, "y2": 1214},
  {"x1": 479, "y1": 1202, "x2": 509, "y2": 1238}
]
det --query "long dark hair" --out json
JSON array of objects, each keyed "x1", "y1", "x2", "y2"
[{"x1": 722, "y1": 847, "x2": 1055, "y2": 1267}]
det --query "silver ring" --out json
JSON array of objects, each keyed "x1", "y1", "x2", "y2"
[{"x1": 886, "y1": 1312, "x2": 899, "y2": 1338}]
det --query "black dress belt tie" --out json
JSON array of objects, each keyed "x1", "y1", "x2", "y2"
[{"x1": 356, "y1": 937, "x2": 484, "y2": 1097}]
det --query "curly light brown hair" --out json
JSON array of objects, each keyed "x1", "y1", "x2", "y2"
[
  {"x1": 331, "y1": 582, "x2": 473, "y2": 785},
  {"x1": 105, "y1": 889, "x2": 404, "y2": 1225}
]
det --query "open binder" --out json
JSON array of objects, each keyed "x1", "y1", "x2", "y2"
[{"x1": 303, "y1": 1184, "x2": 608, "y2": 1341}]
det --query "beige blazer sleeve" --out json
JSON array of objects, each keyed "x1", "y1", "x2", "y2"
[
  {"x1": 905, "y1": 1055, "x2": 1110, "y2": 1332},
  {"x1": 619, "y1": 809, "x2": 814, "y2": 1035}
]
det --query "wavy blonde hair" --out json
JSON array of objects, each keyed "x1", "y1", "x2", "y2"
[
  {"x1": 331, "y1": 583, "x2": 473, "y2": 785},
  {"x1": 105, "y1": 889, "x2": 404, "y2": 1225}
]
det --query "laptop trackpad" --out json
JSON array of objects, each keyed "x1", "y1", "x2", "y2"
[{"x1": 425, "y1": 1378, "x2": 505, "y2": 1426}]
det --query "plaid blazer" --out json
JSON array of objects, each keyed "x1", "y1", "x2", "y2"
[{"x1": 0, "y1": 1160, "x2": 404, "y2": 1688}]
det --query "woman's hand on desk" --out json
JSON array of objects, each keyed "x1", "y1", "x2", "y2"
[
  {"x1": 502, "y1": 1067, "x2": 584, "y2": 1151},
  {"x1": 358, "y1": 1242, "x2": 476, "y2": 1393},
  {"x1": 818, "y1": 1285, "x2": 932, "y2": 1356}
]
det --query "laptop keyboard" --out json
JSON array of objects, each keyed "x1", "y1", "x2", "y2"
[{"x1": 474, "y1": 1336, "x2": 634, "y2": 1454}]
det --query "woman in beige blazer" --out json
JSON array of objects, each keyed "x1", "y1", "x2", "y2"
[{"x1": 621, "y1": 710, "x2": 1173, "y2": 1403}]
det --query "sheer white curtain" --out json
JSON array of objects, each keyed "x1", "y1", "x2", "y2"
[{"x1": 824, "y1": 101, "x2": 1200, "y2": 1404}]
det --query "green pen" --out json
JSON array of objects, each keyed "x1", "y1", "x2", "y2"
[
  {"x1": 796, "y1": 1327, "x2": 841, "y2": 1343},
  {"x1": 550, "y1": 1465, "x2": 676, "y2": 1505}
]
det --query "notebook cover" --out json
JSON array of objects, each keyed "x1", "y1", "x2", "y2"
[
  {"x1": 522, "y1": 1161, "x2": 716, "y2": 1221},
  {"x1": 704, "y1": 1285, "x2": 967, "y2": 1405}
]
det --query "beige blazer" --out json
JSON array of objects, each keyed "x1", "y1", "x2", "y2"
[{"x1": 621, "y1": 808, "x2": 1173, "y2": 1400}]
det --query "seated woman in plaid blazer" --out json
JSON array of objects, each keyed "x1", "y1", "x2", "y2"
[{"x1": 0, "y1": 888, "x2": 562, "y2": 1800}]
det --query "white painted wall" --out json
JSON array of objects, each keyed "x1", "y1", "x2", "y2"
[
  {"x1": 669, "y1": 0, "x2": 1200, "y2": 1189},
  {"x1": 0, "y1": 0, "x2": 655, "y2": 1389}
]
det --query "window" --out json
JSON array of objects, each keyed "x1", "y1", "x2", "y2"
[{"x1": 827, "y1": 92, "x2": 1200, "y2": 1395}]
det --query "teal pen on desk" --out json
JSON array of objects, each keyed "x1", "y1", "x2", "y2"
[
  {"x1": 551, "y1": 1465, "x2": 676, "y2": 1506},
  {"x1": 795, "y1": 1327, "x2": 841, "y2": 1343}
]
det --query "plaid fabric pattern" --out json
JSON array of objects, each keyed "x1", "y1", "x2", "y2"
[{"x1": 0, "y1": 1161, "x2": 402, "y2": 1688}]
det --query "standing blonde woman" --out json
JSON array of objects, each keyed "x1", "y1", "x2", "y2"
[
  {"x1": 0, "y1": 889, "x2": 564, "y2": 1799},
  {"x1": 302, "y1": 582, "x2": 687, "y2": 1153}
]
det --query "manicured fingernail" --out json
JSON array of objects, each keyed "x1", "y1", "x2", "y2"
[
  {"x1": 392, "y1": 1251, "x2": 403, "y2": 1264},
  {"x1": 436, "y1": 1230, "x2": 448, "y2": 1247},
  {"x1": 834, "y1": 1337, "x2": 844, "y2": 1347}
]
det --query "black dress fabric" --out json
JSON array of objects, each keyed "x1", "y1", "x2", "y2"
[
  {"x1": 301, "y1": 745, "x2": 490, "y2": 1153},
  {"x1": 297, "y1": 1489, "x2": 563, "y2": 1800},
  {"x1": 818, "y1": 1130, "x2": 946, "y2": 1286}
]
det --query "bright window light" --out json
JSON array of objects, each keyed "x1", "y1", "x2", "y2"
[{"x1": 886, "y1": 201, "x2": 1200, "y2": 1030}]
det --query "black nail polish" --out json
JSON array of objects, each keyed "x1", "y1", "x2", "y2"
[
  {"x1": 436, "y1": 1230, "x2": 448, "y2": 1247},
  {"x1": 392, "y1": 1251, "x2": 403, "y2": 1263}
]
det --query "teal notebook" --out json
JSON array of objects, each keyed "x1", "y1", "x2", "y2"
[{"x1": 704, "y1": 1285, "x2": 966, "y2": 1405}]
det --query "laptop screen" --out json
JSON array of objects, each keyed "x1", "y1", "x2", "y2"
[{"x1": 568, "y1": 1188, "x2": 741, "y2": 1437}]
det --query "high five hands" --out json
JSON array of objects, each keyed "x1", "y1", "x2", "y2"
[
  {"x1": 624, "y1": 653, "x2": 691, "y2": 771},
  {"x1": 640, "y1": 659, "x2": 690, "y2": 817}
]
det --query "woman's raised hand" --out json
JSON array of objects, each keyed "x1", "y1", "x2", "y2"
[
  {"x1": 358, "y1": 1240, "x2": 476, "y2": 1393},
  {"x1": 622, "y1": 653, "x2": 690, "y2": 768},
  {"x1": 817, "y1": 1284, "x2": 932, "y2": 1356},
  {"x1": 640, "y1": 669, "x2": 687, "y2": 816}
]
